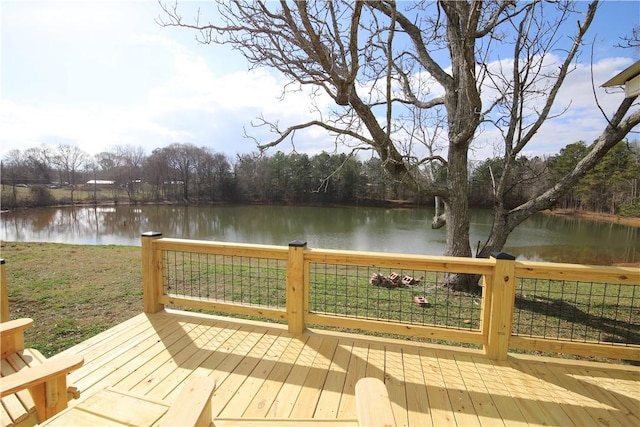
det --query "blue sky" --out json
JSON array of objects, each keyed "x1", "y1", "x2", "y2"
[{"x1": 1, "y1": 0, "x2": 638, "y2": 162}]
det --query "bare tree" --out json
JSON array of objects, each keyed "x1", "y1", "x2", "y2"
[
  {"x1": 115, "y1": 145, "x2": 147, "y2": 203},
  {"x1": 159, "y1": 0, "x2": 640, "y2": 291},
  {"x1": 24, "y1": 145, "x2": 54, "y2": 185},
  {"x1": 53, "y1": 144, "x2": 88, "y2": 204}
]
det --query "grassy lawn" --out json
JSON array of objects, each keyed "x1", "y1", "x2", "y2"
[
  {"x1": 1, "y1": 242, "x2": 142, "y2": 357},
  {"x1": 1, "y1": 185, "x2": 150, "y2": 207}
]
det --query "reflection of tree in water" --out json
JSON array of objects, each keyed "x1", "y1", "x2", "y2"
[{"x1": 30, "y1": 208, "x2": 57, "y2": 230}]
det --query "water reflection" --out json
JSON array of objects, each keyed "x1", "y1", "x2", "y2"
[{"x1": 1, "y1": 205, "x2": 637, "y2": 264}]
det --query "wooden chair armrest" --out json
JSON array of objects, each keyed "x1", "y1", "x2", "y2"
[
  {"x1": 0, "y1": 354, "x2": 84, "y2": 397},
  {"x1": 160, "y1": 377, "x2": 216, "y2": 427},
  {"x1": 355, "y1": 377, "x2": 396, "y2": 427},
  {"x1": 0, "y1": 318, "x2": 34, "y2": 334},
  {"x1": 0, "y1": 318, "x2": 33, "y2": 358}
]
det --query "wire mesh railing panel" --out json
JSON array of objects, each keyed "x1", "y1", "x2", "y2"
[
  {"x1": 514, "y1": 278, "x2": 640, "y2": 346},
  {"x1": 309, "y1": 263, "x2": 482, "y2": 330},
  {"x1": 162, "y1": 250, "x2": 287, "y2": 309}
]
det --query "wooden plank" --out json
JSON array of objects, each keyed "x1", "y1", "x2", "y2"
[
  {"x1": 313, "y1": 341, "x2": 353, "y2": 419},
  {"x1": 289, "y1": 337, "x2": 339, "y2": 418},
  {"x1": 66, "y1": 313, "x2": 176, "y2": 386},
  {"x1": 142, "y1": 232, "x2": 164, "y2": 313},
  {"x1": 0, "y1": 260, "x2": 7, "y2": 323},
  {"x1": 3, "y1": 353, "x2": 36, "y2": 414},
  {"x1": 72, "y1": 316, "x2": 194, "y2": 395},
  {"x1": 337, "y1": 342, "x2": 369, "y2": 419},
  {"x1": 159, "y1": 377, "x2": 216, "y2": 427},
  {"x1": 32, "y1": 309, "x2": 640, "y2": 427},
  {"x1": 383, "y1": 344, "x2": 408, "y2": 427},
  {"x1": 304, "y1": 248, "x2": 495, "y2": 275},
  {"x1": 0, "y1": 391, "x2": 28, "y2": 424},
  {"x1": 213, "y1": 419, "x2": 357, "y2": 427},
  {"x1": 155, "y1": 238, "x2": 289, "y2": 260},
  {"x1": 43, "y1": 408, "x2": 127, "y2": 426},
  {"x1": 509, "y1": 336, "x2": 640, "y2": 361},
  {"x1": 364, "y1": 343, "x2": 385, "y2": 381},
  {"x1": 522, "y1": 362, "x2": 603, "y2": 427},
  {"x1": 0, "y1": 401, "x2": 15, "y2": 427},
  {"x1": 0, "y1": 318, "x2": 32, "y2": 359},
  {"x1": 114, "y1": 320, "x2": 207, "y2": 391},
  {"x1": 470, "y1": 356, "x2": 528, "y2": 427},
  {"x1": 145, "y1": 323, "x2": 241, "y2": 401},
  {"x1": 355, "y1": 377, "x2": 395, "y2": 427},
  {"x1": 243, "y1": 335, "x2": 309, "y2": 418},
  {"x1": 514, "y1": 261, "x2": 640, "y2": 285},
  {"x1": 306, "y1": 313, "x2": 485, "y2": 345},
  {"x1": 0, "y1": 354, "x2": 83, "y2": 397},
  {"x1": 219, "y1": 334, "x2": 293, "y2": 418},
  {"x1": 402, "y1": 347, "x2": 431, "y2": 427},
  {"x1": 128, "y1": 322, "x2": 226, "y2": 396},
  {"x1": 562, "y1": 366, "x2": 640, "y2": 426},
  {"x1": 210, "y1": 329, "x2": 278, "y2": 417},
  {"x1": 437, "y1": 352, "x2": 482, "y2": 427},
  {"x1": 508, "y1": 360, "x2": 583, "y2": 427},
  {"x1": 187, "y1": 326, "x2": 259, "y2": 397},
  {"x1": 582, "y1": 368, "x2": 640, "y2": 418},
  {"x1": 286, "y1": 243, "x2": 306, "y2": 335},
  {"x1": 270, "y1": 335, "x2": 330, "y2": 418},
  {"x1": 419, "y1": 349, "x2": 456, "y2": 427},
  {"x1": 159, "y1": 296, "x2": 287, "y2": 323},
  {"x1": 484, "y1": 256, "x2": 515, "y2": 360},
  {"x1": 490, "y1": 359, "x2": 567, "y2": 426},
  {"x1": 73, "y1": 389, "x2": 168, "y2": 426},
  {"x1": 453, "y1": 354, "x2": 505, "y2": 427}
]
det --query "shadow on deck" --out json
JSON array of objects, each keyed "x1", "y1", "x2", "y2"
[{"x1": 56, "y1": 309, "x2": 640, "y2": 427}]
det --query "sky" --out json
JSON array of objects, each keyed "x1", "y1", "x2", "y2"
[{"x1": 1, "y1": 0, "x2": 639, "y2": 163}]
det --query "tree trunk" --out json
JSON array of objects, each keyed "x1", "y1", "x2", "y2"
[
  {"x1": 442, "y1": 141, "x2": 477, "y2": 292},
  {"x1": 478, "y1": 210, "x2": 511, "y2": 259}
]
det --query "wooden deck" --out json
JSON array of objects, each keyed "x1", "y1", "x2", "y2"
[{"x1": 53, "y1": 309, "x2": 639, "y2": 427}]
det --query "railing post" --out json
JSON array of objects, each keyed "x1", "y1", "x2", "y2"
[
  {"x1": 286, "y1": 240, "x2": 307, "y2": 335},
  {"x1": 1, "y1": 259, "x2": 8, "y2": 322},
  {"x1": 484, "y1": 252, "x2": 516, "y2": 360},
  {"x1": 142, "y1": 232, "x2": 164, "y2": 314}
]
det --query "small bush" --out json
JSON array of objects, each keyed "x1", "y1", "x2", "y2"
[
  {"x1": 618, "y1": 199, "x2": 640, "y2": 217},
  {"x1": 1, "y1": 191, "x2": 18, "y2": 209},
  {"x1": 29, "y1": 185, "x2": 55, "y2": 207}
]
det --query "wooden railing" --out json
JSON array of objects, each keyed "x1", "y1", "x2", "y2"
[
  {"x1": 1, "y1": 259, "x2": 7, "y2": 323},
  {"x1": 141, "y1": 232, "x2": 640, "y2": 362}
]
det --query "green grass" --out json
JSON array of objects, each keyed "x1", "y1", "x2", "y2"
[
  {"x1": 513, "y1": 278, "x2": 639, "y2": 345},
  {"x1": 1, "y1": 242, "x2": 142, "y2": 357}
]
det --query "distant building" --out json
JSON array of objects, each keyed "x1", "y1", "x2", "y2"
[{"x1": 86, "y1": 180, "x2": 115, "y2": 185}]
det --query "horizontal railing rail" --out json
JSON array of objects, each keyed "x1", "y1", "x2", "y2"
[{"x1": 141, "y1": 232, "x2": 640, "y2": 361}]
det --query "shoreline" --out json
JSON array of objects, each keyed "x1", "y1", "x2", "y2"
[{"x1": 543, "y1": 208, "x2": 640, "y2": 228}]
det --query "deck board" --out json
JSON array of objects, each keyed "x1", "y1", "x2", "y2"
[
  {"x1": 51, "y1": 310, "x2": 640, "y2": 427},
  {"x1": 288, "y1": 335, "x2": 338, "y2": 418}
]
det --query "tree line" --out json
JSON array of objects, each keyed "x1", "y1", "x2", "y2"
[{"x1": 2, "y1": 141, "x2": 638, "y2": 216}]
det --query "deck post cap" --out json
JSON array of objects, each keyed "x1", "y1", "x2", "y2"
[
  {"x1": 141, "y1": 231, "x2": 163, "y2": 237},
  {"x1": 289, "y1": 240, "x2": 307, "y2": 247},
  {"x1": 490, "y1": 252, "x2": 516, "y2": 260}
]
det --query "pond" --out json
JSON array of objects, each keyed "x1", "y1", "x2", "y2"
[{"x1": 1, "y1": 204, "x2": 638, "y2": 265}]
